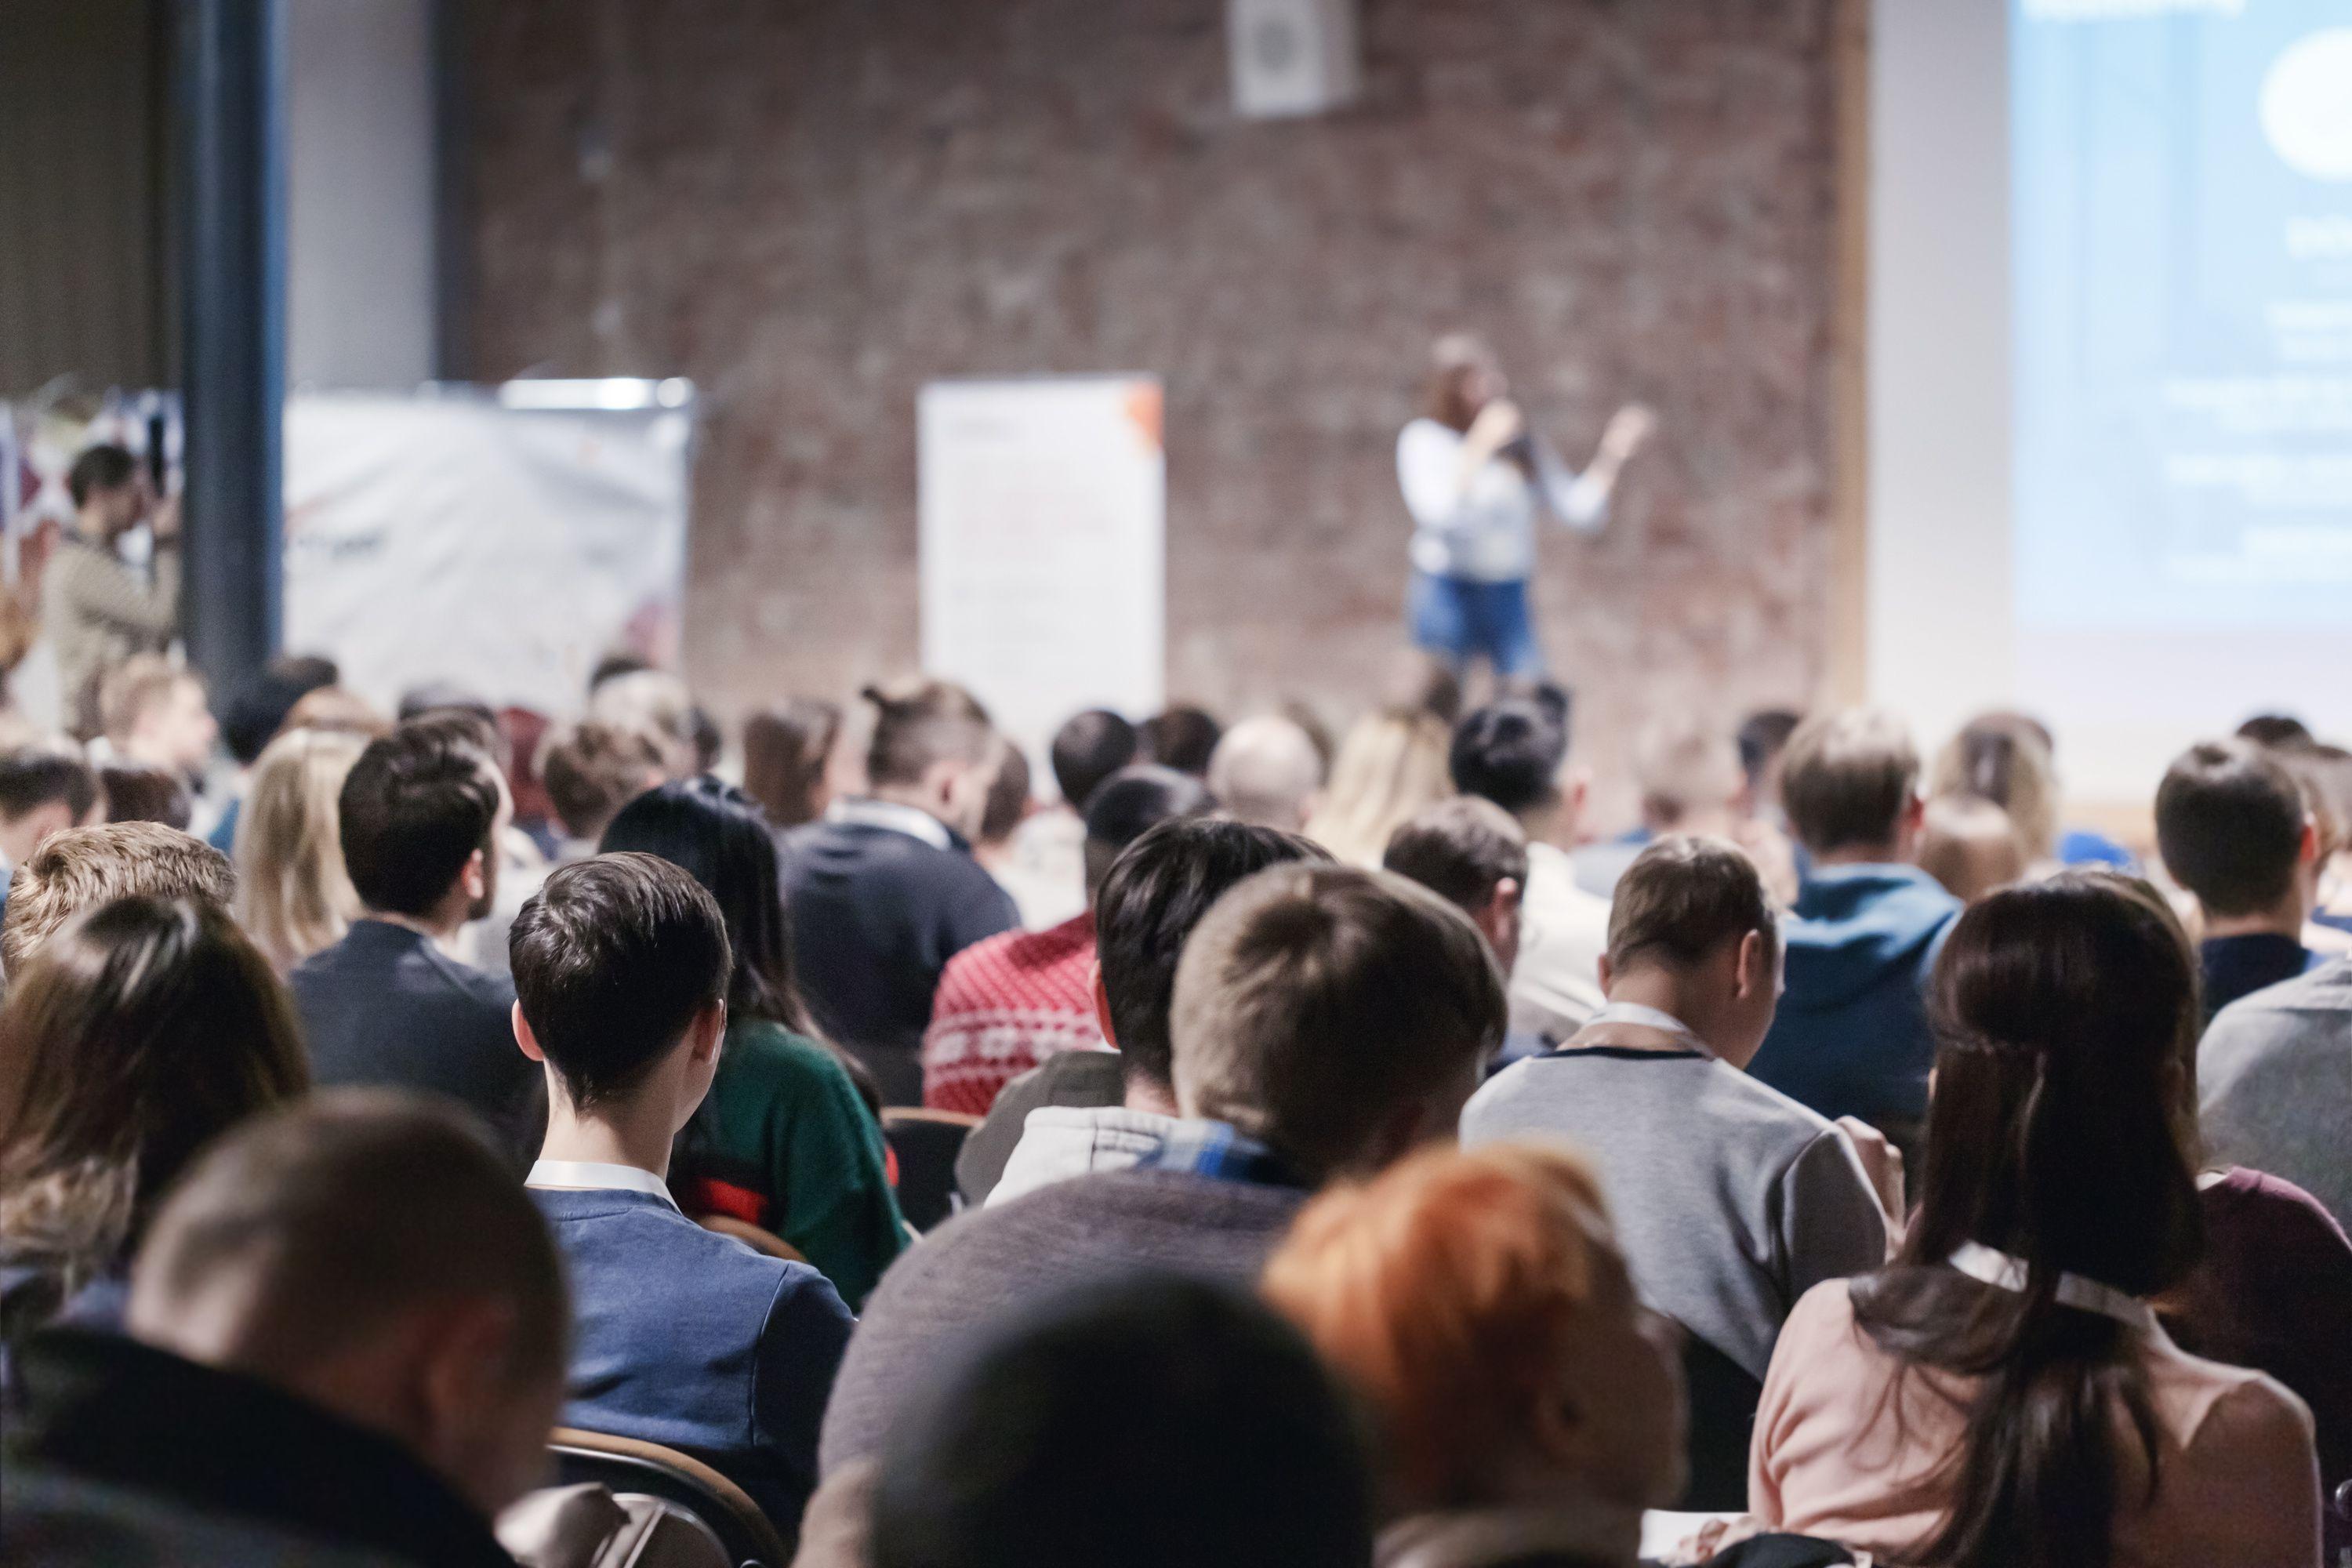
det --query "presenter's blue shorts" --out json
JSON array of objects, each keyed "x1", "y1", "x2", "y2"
[{"x1": 1409, "y1": 569, "x2": 1543, "y2": 679}]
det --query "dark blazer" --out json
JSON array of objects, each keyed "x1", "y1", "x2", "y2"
[
  {"x1": 5, "y1": 1328, "x2": 514, "y2": 1568},
  {"x1": 532, "y1": 1185, "x2": 854, "y2": 1534},
  {"x1": 289, "y1": 919, "x2": 543, "y2": 1162}
]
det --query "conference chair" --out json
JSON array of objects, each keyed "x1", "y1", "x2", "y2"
[
  {"x1": 1678, "y1": 1331, "x2": 1765, "y2": 1512},
  {"x1": 692, "y1": 1214, "x2": 808, "y2": 1264},
  {"x1": 550, "y1": 1428, "x2": 790, "y2": 1568},
  {"x1": 880, "y1": 1107, "x2": 980, "y2": 1232}
]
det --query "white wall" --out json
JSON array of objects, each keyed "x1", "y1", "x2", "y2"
[{"x1": 287, "y1": 0, "x2": 434, "y2": 387}]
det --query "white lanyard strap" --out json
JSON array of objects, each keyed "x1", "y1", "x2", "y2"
[{"x1": 1947, "y1": 1241, "x2": 2156, "y2": 1330}]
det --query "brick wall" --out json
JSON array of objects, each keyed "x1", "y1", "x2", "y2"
[{"x1": 461, "y1": 0, "x2": 1842, "y2": 824}]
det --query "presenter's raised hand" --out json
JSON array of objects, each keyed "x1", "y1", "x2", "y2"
[{"x1": 1598, "y1": 402, "x2": 1657, "y2": 463}]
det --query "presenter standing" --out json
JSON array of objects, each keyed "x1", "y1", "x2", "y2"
[{"x1": 1398, "y1": 334, "x2": 1654, "y2": 680}]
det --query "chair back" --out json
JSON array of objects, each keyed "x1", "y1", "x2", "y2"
[
  {"x1": 1677, "y1": 1330, "x2": 1765, "y2": 1512},
  {"x1": 881, "y1": 1107, "x2": 979, "y2": 1231},
  {"x1": 692, "y1": 1214, "x2": 808, "y2": 1264},
  {"x1": 548, "y1": 1428, "x2": 790, "y2": 1568}
]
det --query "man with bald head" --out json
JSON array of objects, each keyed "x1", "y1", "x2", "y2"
[{"x1": 1206, "y1": 714, "x2": 1324, "y2": 833}]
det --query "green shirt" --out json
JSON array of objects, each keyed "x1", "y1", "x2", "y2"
[{"x1": 672, "y1": 1018, "x2": 908, "y2": 1310}]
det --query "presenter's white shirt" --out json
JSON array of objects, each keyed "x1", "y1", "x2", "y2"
[{"x1": 1397, "y1": 417, "x2": 1608, "y2": 583}]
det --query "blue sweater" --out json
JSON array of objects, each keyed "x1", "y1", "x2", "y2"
[
  {"x1": 530, "y1": 1187, "x2": 852, "y2": 1534},
  {"x1": 1748, "y1": 863, "x2": 1961, "y2": 1124}
]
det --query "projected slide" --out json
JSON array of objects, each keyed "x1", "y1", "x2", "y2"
[{"x1": 2013, "y1": 0, "x2": 2352, "y2": 630}]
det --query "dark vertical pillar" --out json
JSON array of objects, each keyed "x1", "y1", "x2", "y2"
[
  {"x1": 431, "y1": 0, "x2": 471, "y2": 382},
  {"x1": 175, "y1": 0, "x2": 283, "y2": 695}
]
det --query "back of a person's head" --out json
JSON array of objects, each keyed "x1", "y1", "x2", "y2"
[
  {"x1": 510, "y1": 852, "x2": 731, "y2": 1109},
  {"x1": 1918, "y1": 793, "x2": 2029, "y2": 905},
  {"x1": 1307, "y1": 709, "x2": 1454, "y2": 866},
  {"x1": 1207, "y1": 715, "x2": 1326, "y2": 833},
  {"x1": 2154, "y1": 739, "x2": 2307, "y2": 917},
  {"x1": 598, "y1": 778, "x2": 801, "y2": 1029},
  {"x1": 67, "y1": 443, "x2": 137, "y2": 509},
  {"x1": 1777, "y1": 708, "x2": 1918, "y2": 856},
  {"x1": 233, "y1": 728, "x2": 369, "y2": 972},
  {"x1": 1078, "y1": 764, "x2": 1215, "y2": 898},
  {"x1": 0, "y1": 896, "x2": 306, "y2": 1287},
  {"x1": 1264, "y1": 1142, "x2": 1682, "y2": 1517},
  {"x1": 218, "y1": 655, "x2": 341, "y2": 764},
  {"x1": 1381, "y1": 795, "x2": 1528, "y2": 913},
  {"x1": 977, "y1": 736, "x2": 1031, "y2": 847},
  {"x1": 2280, "y1": 742, "x2": 2352, "y2": 863},
  {"x1": 740, "y1": 698, "x2": 841, "y2": 829},
  {"x1": 0, "y1": 746, "x2": 98, "y2": 829},
  {"x1": 96, "y1": 655, "x2": 190, "y2": 749},
  {"x1": 1631, "y1": 718, "x2": 1742, "y2": 826},
  {"x1": 2236, "y1": 713, "x2": 2312, "y2": 749},
  {"x1": 1736, "y1": 708, "x2": 1802, "y2": 800},
  {"x1": 1381, "y1": 648, "x2": 1463, "y2": 727},
  {"x1": 397, "y1": 682, "x2": 497, "y2": 729},
  {"x1": 99, "y1": 764, "x2": 192, "y2": 831},
  {"x1": 2, "y1": 821, "x2": 234, "y2": 975},
  {"x1": 586, "y1": 668, "x2": 698, "y2": 771},
  {"x1": 1606, "y1": 834, "x2": 1777, "y2": 975},
  {"x1": 1049, "y1": 708, "x2": 1138, "y2": 810},
  {"x1": 1448, "y1": 699, "x2": 1566, "y2": 817},
  {"x1": 338, "y1": 721, "x2": 503, "y2": 917},
  {"x1": 1171, "y1": 863, "x2": 1505, "y2": 1181},
  {"x1": 281, "y1": 684, "x2": 391, "y2": 739},
  {"x1": 1930, "y1": 713, "x2": 2059, "y2": 862},
  {"x1": 126, "y1": 1090, "x2": 565, "y2": 1513},
  {"x1": 1856, "y1": 871, "x2": 2205, "y2": 1568},
  {"x1": 869, "y1": 1275, "x2": 1372, "y2": 1568},
  {"x1": 537, "y1": 718, "x2": 669, "y2": 843},
  {"x1": 1138, "y1": 704, "x2": 1224, "y2": 778},
  {"x1": 1091, "y1": 816, "x2": 1327, "y2": 1093},
  {"x1": 862, "y1": 677, "x2": 995, "y2": 789}
]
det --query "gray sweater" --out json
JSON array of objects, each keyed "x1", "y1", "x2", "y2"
[
  {"x1": 1462, "y1": 1047, "x2": 1886, "y2": 1381},
  {"x1": 2200, "y1": 956, "x2": 2352, "y2": 1238},
  {"x1": 815, "y1": 1168, "x2": 1305, "y2": 1474}
]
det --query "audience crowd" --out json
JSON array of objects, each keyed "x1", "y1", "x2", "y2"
[{"x1": 2, "y1": 481, "x2": 2350, "y2": 1568}]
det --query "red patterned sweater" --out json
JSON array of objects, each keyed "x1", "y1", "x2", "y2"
[{"x1": 920, "y1": 911, "x2": 1107, "y2": 1115}]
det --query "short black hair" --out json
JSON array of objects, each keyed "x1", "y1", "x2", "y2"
[
  {"x1": 0, "y1": 749, "x2": 99, "y2": 826},
  {"x1": 338, "y1": 723, "x2": 503, "y2": 916},
  {"x1": 588, "y1": 652, "x2": 654, "y2": 693},
  {"x1": 396, "y1": 682, "x2": 496, "y2": 727},
  {"x1": 1382, "y1": 796, "x2": 1528, "y2": 911},
  {"x1": 1080, "y1": 765, "x2": 1215, "y2": 895},
  {"x1": 2155, "y1": 739, "x2": 2307, "y2": 918},
  {"x1": 220, "y1": 655, "x2": 339, "y2": 765},
  {"x1": 1138, "y1": 705, "x2": 1223, "y2": 777},
  {"x1": 100, "y1": 764, "x2": 194, "y2": 831},
  {"x1": 1448, "y1": 700, "x2": 1566, "y2": 817},
  {"x1": 2237, "y1": 713, "x2": 2313, "y2": 750},
  {"x1": 870, "y1": 1275, "x2": 1372, "y2": 1568},
  {"x1": 67, "y1": 444, "x2": 138, "y2": 509},
  {"x1": 1050, "y1": 709, "x2": 1138, "y2": 809},
  {"x1": 1092, "y1": 817, "x2": 1328, "y2": 1091},
  {"x1": 509, "y1": 853, "x2": 731, "y2": 1110},
  {"x1": 1737, "y1": 708, "x2": 1803, "y2": 791}
]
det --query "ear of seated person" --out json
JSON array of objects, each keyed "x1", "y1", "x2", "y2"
[
  {"x1": 290, "y1": 720, "x2": 543, "y2": 1163},
  {"x1": 3, "y1": 1092, "x2": 564, "y2": 1568},
  {"x1": 1751, "y1": 873, "x2": 2324, "y2": 1566},
  {"x1": 815, "y1": 859, "x2": 1508, "y2": 1483},
  {"x1": 512, "y1": 852, "x2": 853, "y2": 1537},
  {"x1": 1461, "y1": 836, "x2": 1895, "y2": 1504}
]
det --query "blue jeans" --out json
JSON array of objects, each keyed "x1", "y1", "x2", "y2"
[{"x1": 1408, "y1": 569, "x2": 1543, "y2": 678}]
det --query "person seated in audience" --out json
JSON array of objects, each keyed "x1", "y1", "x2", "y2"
[
  {"x1": 1138, "y1": 702, "x2": 1223, "y2": 777},
  {"x1": 585, "y1": 666, "x2": 700, "y2": 778},
  {"x1": 817, "y1": 860, "x2": 1505, "y2": 1480},
  {"x1": 1305, "y1": 705, "x2": 1454, "y2": 867},
  {"x1": 96, "y1": 655, "x2": 215, "y2": 778},
  {"x1": 201, "y1": 653, "x2": 343, "y2": 854},
  {"x1": 1465, "y1": 837, "x2": 1892, "y2": 1505},
  {"x1": 1751, "y1": 873, "x2": 2322, "y2": 1566},
  {"x1": 230, "y1": 727, "x2": 368, "y2": 972},
  {"x1": 973, "y1": 738, "x2": 1076, "y2": 927},
  {"x1": 514, "y1": 852, "x2": 853, "y2": 1534},
  {"x1": 980, "y1": 706, "x2": 1145, "y2": 938},
  {"x1": 598, "y1": 778, "x2": 906, "y2": 1308},
  {"x1": 2201, "y1": 935, "x2": 2352, "y2": 1243},
  {"x1": 0, "y1": 820, "x2": 234, "y2": 976},
  {"x1": 779, "y1": 679, "x2": 1018, "y2": 1104},
  {"x1": 1928, "y1": 711, "x2": 2061, "y2": 873},
  {"x1": 2154, "y1": 738, "x2": 2324, "y2": 1022},
  {"x1": 1915, "y1": 792, "x2": 2028, "y2": 904},
  {"x1": 0, "y1": 749, "x2": 100, "y2": 922},
  {"x1": 2241, "y1": 713, "x2": 2314, "y2": 749},
  {"x1": 924, "y1": 765, "x2": 1214, "y2": 1120},
  {"x1": 0, "y1": 896, "x2": 305, "y2": 1338},
  {"x1": 1572, "y1": 716, "x2": 1746, "y2": 897},
  {"x1": 1381, "y1": 795, "x2": 1541, "y2": 1068},
  {"x1": 289, "y1": 720, "x2": 542, "y2": 1162},
  {"x1": 798, "y1": 1277, "x2": 1372, "y2": 1568},
  {"x1": 2, "y1": 1093, "x2": 564, "y2": 1568},
  {"x1": 742, "y1": 698, "x2": 845, "y2": 830},
  {"x1": 1450, "y1": 697, "x2": 1610, "y2": 1043},
  {"x1": 973, "y1": 808, "x2": 1322, "y2": 1207},
  {"x1": 1265, "y1": 1144, "x2": 1685, "y2": 1568},
  {"x1": 1746, "y1": 709, "x2": 1961, "y2": 1138},
  {"x1": 1737, "y1": 707, "x2": 1804, "y2": 829},
  {"x1": 96, "y1": 764, "x2": 191, "y2": 831},
  {"x1": 535, "y1": 717, "x2": 671, "y2": 861},
  {"x1": 1208, "y1": 713, "x2": 1326, "y2": 833},
  {"x1": 2278, "y1": 741, "x2": 2352, "y2": 940}
]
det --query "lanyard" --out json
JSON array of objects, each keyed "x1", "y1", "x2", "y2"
[
  {"x1": 1573, "y1": 1002, "x2": 1712, "y2": 1058},
  {"x1": 1947, "y1": 1241, "x2": 2156, "y2": 1330}
]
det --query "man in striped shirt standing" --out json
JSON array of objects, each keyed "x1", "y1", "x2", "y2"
[{"x1": 45, "y1": 444, "x2": 180, "y2": 739}]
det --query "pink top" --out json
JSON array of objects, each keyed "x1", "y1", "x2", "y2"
[{"x1": 1751, "y1": 1279, "x2": 2321, "y2": 1568}]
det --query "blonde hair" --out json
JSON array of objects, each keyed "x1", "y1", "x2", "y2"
[
  {"x1": 1929, "y1": 713, "x2": 2059, "y2": 862},
  {"x1": 1305, "y1": 709, "x2": 1454, "y2": 869},
  {"x1": 233, "y1": 728, "x2": 368, "y2": 972}
]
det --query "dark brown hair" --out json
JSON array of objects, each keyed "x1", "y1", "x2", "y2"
[
  {"x1": 1849, "y1": 872, "x2": 2205, "y2": 1568},
  {"x1": 537, "y1": 719, "x2": 669, "y2": 843},
  {"x1": 1780, "y1": 709, "x2": 1920, "y2": 855},
  {"x1": 2154, "y1": 739, "x2": 2307, "y2": 917},
  {"x1": 0, "y1": 897, "x2": 307, "y2": 1299},
  {"x1": 1381, "y1": 797, "x2": 1528, "y2": 913},
  {"x1": 1605, "y1": 834, "x2": 1777, "y2": 973},
  {"x1": 742, "y1": 698, "x2": 841, "y2": 829},
  {"x1": 862, "y1": 680, "x2": 994, "y2": 789}
]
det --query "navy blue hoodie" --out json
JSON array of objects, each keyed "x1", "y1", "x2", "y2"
[{"x1": 1748, "y1": 863, "x2": 1961, "y2": 1124}]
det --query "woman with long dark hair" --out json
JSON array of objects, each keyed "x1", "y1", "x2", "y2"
[
  {"x1": 601, "y1": 777, "x2": 906, "y2": 1308},
  {"x1": 1751, "y1": 872, "x2": 2321, "y2": 1566}
]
